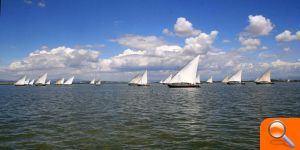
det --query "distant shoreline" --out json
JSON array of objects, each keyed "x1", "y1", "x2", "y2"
[{"x1": 1, "y1": 80, "x2": 299, "y2": 85}]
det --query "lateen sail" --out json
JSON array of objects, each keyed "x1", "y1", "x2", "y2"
[
  {"x1": 90, "y1": 79, "x2": 95, "y2": 84},
  {"x1": 129, "y1": 74, "x2": 141, "y2": 84},
  {"x1": 196, "y1": 74, "x2": 200, "y2": 84},
  {"x1": 29, "y1": 79, "x2": 35, "y2": 85},
  {"x1": 136, "y1": 70, "x2": 148, "y2": 85},
  {"x1": 257, "y1": 70, "x2": 271, "y2": 83},
  {"x1": 163, "y1": 74, "x2": 173, "y2": 84},
  {"x1": 228, "y1": 70, "x2": 242, "y2": 83},
  {"x1": 222, "y1": 76, "x2": 229, "y2": 83},
  {"x1": 207, "y1": 76, "x2": 213, "y2": 83},
  {"x1": 15, "y1": 75, "x2": 26, "y2": 86},
  {"x1": 46, "y1": 80, "x2": 51, "y2": 85},
  {"x1": 55, "y1": 78, "x2": 65, "y2": 85},
  {"x1": 35, "y1": 73, "x2": 47, "y2": 85},
  {"x1": 64, "y1": 76, "x2": 74, "y2": 85},
  {"x1": 25, "y1": 78, "x2": 30, "y2": 85},
  {"x1": 170, "y1": 55, "x2": 200, "y2": 84},
  {"x1": 96, "y1": 80, "x2": 101, "y2": 85}
]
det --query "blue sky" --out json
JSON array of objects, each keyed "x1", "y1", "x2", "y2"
[{"x1": 0, "y1": 0, "x2": 300, "y2": 80}]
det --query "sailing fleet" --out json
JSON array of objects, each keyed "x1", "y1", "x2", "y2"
[
  {"x1": 14, "y1": 55, "x2": 275, "y2": 87},
  {"x1": 14, "y1": 74, "x2": 75, "y2": 86}
]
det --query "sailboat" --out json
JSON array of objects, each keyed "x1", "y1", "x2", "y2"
[
  {"x1": 46, "y1": 80, "x2": 51, "y2": 85},
  {"x1": 24, "y1": 78, "x2": 30, "y2": 85},
  {"x1": 206, "y1": 76, "x2": 213, "y2": 83},
  {"x1": 255, "y1": 70, "x2": 273, "y2": 84},
  {"x1": 136, "y1": 70, "x2": 149, "y2": 86},
  {"x1": 95, "y1": 80, "x2": 101, "y2": 85},
  {"x1": 227, "y1": 70, "x2": 244, "y2": 84},
  {"x1": 222, "y1": 76, "x2": 229, "y2": 84},
  {"x1": 128, "y1": 70, "x2": 149, "y2": 86},
  {"x1": 196, "y1": 74, "x2": 200, "y2": 84},
  {"x1": 90, "y1": 79, "x2": 95, "y2": 84},
  {"x1": 168, "y1": 55, "x2": 200, "y2": 88},
  {"x1": 29, "y1": 79, "x2": 35, "y2": 86},
  {"x1": 55, "y1": 78, "x2": 65, "y2": 85},
  {"x1": 64, "y1": 76, "x2": 74, "y2": 85},
  {"x1": 159, "y1": 80, "x2": 163, "y2": 84},
  {"x1": 128, "y1": 74, "x2": 141, "y2": 86},
  {"x1": 14, "y1": 75, "x2": 26, "y2": 86},
  {"x1": 35, "y1": 73, "x2": 47, "y2": 86},
  {"x1": 163, "y1": 74, "x2": 173, "y2": 84}
]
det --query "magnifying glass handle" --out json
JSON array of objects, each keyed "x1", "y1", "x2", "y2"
[{"x1": 283, "y1": 135, "x2": 295, "y2": 148}]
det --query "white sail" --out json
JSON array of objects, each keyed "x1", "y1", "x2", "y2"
[
  {"x1": 163, "y1": 74, "x2": 173, "y2": 84},
  {"x1": 96, "y1": 80, "x2": 101, "y2": 85},
  {"x1": 228, "y1": 70, "x2": 242, "y2": 83},
  {"x1": 257, "y1": 70, "x2": 271, "y2": 83},
  {"x1": 29, "y1": 79, "x2": 35, "y2": 85},
  {"x1": 90, "y1": 79, "x2": 95, "y2": 84},
  {"x1": 170, "y1": 55, "x2": 200, "y2": 84},
  {"x1": 15, "y1": 75, "x2": 26, "y2": 86},
  {"x1": 25, "y1": 78, "x2": 30, "y2": 85},
  {"x1": 64, "y1": 76, "x2": 74, "y2": 85},
  {"x1": 136, "y1": 70, "x2": 148, "y2": 85},
  {"x1": 207, "y1": 76, "x2": 213, "y2": 83},
  {"x1": 222, "y1": 76, "x2": 229, "y2": 83},
  {"x1": 159, "y1": 80, "x2": 163, "y2": 84},
  {"x1": 196, "y1": 74, "x2": 200, "y2": 84},
  {"x1": 35, "y1": 73, "x2": 47, "y2": 85},
  {"x1": 46, "y1": 80, "x2": 51, "y2": 85},
  {"x1": 129, "y1": 74, "x2": 141, "y2": 84},
  {"x1": 55, "y1": 78, "x2": 65, "y2": 85}
]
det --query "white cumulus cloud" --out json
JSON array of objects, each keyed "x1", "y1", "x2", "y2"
[
  {"x1": 275, "y1": 30, "x2": 300, "y2": 42},
  {"x1": 245, "y1": 15, "x2": 274, "y2": 36}
]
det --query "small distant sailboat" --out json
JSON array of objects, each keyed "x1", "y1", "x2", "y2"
[
  {"x1": 287, "y1": 79, "x2": 290, "y2": 82},
  {"x1": 35, "y1": 73, "x2": 47, "y2": 86},
  {"x1": 196, "y1": 74, "x2": 200, "y2": 84},
  {"x1": 95, "y1": 80, "x2": 101, "y2": 85},
  {"x1": 206, "y1": 76, "x2": 213, "y2": 83},
  {"x1": 24, "y1": 78, "x2": 30, "y2": 85},
  {"x1": 222, "y1": 76, "x2": 229, "y2": 84},
  {"x1": 128, "y1": 74, "x2": 141, "y2": 86},
  {"x1": 163, "y1": 74, "x2": 173, "y2": 84},
  {"x1": 29, "y1": 79, "x2": 35, "y2": 86},
  {"x1": 136, "y1": 70, "x2": 149, "y2": 86},
  {"x1": 46, "y1": 80, "x2": 51, "y2": 85},
  {"x1": 128, "y1": 70, "x2": 149, "y2": 86},
  {"x1": 227, "y1": 70, "x2": 244, "y2": 84},
  {"x1": 90, "y1": 79, "x2": 95, "y2": 84},
  {"x1": 55, "y1": 78, "x2": 65, "y2": 85},
  {"x1": 14, "y1": 75, "x2": 26, "y2": 86},
  {"x1": 64, "y1": 76, "x2": 74, "y2": 85},
  {"x1": 255, "y1": 70, "x2": 273, "y2": 84},
  {"x1": 168, "y1": 55, "x2": 200, "y2": 88}
]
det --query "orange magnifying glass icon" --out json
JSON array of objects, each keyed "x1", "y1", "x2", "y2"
[{"x1": 268, "y1": 120, "x2": 295, "y2": 148}]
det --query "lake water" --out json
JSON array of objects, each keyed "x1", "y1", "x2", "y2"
[{"x1": 0, "y1": 83, "x2": 299, "y2": 149}]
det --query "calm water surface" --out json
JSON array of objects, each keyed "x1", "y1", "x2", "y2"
[{"x1": 0, "y1": 83, "x2": 300, "y2": 149}]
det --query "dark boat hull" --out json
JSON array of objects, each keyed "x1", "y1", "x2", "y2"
[
  {"x1": 255, "y1": 82, "x2": 274, "y2": 84},
  {"x1": 167, "y1": 83, "x2": 200, "y2": 88},
  {"x1": 227, "y1": 82, "x2": 246, "y2": 85}
]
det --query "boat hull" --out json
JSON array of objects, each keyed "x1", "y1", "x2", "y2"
[
  {"x1": 35, "y1": 84, "x2": 46, "y2": 86},
  {"x1": 255, "y1": 81, "x2": 274, "y2": 84},
  {"x1": 227, "y1": 82, "x2": 246, "y2": 85},
  {"x1": 14, "y1": 84, "x2": 26, "y2": 86},
  {"x1": 167, "y1": 83, "x2": 200, "y2": 88}
]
